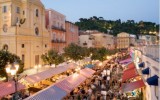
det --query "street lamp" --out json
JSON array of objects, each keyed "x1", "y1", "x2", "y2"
[
  {"x1": 34, "y1": 64, "x2": 42, "y2": 73},
  {"x1": 5, "y1": 62, "x2": 19, "y2": 99}
]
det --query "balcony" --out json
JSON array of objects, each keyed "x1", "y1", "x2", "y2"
[
  {"x1": 52, "y1": 26, "x2": 66, "y2": 32},
  {"x1": 51, "y1": 39, "x2": 66, "y2": 43}
]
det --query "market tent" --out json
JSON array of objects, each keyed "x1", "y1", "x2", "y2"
[
  {"x1": 55, "y1": 73, "x2": 86, "y2": 93},
  {"x1": 85, "y1": 64, "x2": 95, "y2": 68},
  {"x1": 80, "y1": 68, "x2": 95, "y2": 78},
  {"x1": 66, "y1": 62, "x2": 78, "y2": 69},
  {"x1": 25, "y1": 86, "x2": 67, "y2": 100},
  {"x1": 22, "y1": 66, "x2": 69, "y2": 84},
  {"x1": 120, "y1": 58, "x2": 132, "y2": 64},
  {"x1": 127, "y1": 62, "x2": 135, "y2": 69},
  {"x1": 122, "y1": 67, "x2": 139, "y2": 82},
  {"x1": 121, "y1": 80, "x2": 145, "y2": 92},
  {"x1": 0, "y1": 81, "x2": 25, "y2": 98}
]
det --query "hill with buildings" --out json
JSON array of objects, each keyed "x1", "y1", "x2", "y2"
[{"x1": 75, "y1": 16, "x2": 159, "y2": 36}]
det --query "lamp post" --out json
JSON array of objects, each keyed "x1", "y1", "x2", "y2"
[
  {"x1": 34, "y1": 64, "x2": 42, "y2": 73},
  {"x1": 5, "y1": 61, "x2": 19, "y2": 99}
]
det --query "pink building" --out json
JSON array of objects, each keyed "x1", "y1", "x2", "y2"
[
  {"x1": 45, "y1": 9, "x2": 66, "y2": 53},
  {"x1": 65, "y1": 21, "x2": 79, "y2": 46}
]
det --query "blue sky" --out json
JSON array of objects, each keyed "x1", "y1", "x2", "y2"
[{"x1": 41, "y1": 0, "x2": 159, "y2": 24}]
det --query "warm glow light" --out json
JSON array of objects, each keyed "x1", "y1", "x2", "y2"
[
  {"x1": 34, "y1": 65, "x2": 38, "y2": 69},
  {"x1": 6, "y1": 67, "x2": 10, "y2": 73},
  {"x1": 99, "y1": 62, "x2": 102, "y2": 66},
  {"x1": 10, "y1": 70, "x2": 16, "y2": 75},
  {"x1": 38, "y1": 64, "x2": 42, "y2": 68},
  {"x1": 14, "y1": 63, "x2": 19, "y2": 71}
]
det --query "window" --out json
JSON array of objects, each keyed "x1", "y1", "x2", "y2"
[
  {"x1": 22, "y1": 54, "x2": 25, "y2": 63},
  {"x1": 45, "y1": 44, "x2": 47, "y2": 48},
  {"x1": 2, "y1": 44, "x2": 8, "y2": 51},
  {"x1": 3, "y1": 6, "x2": 7, "y2": 13},
  {"x1": 36, "y1": 9, "x2": 39, "y2": 17},
  {"x1": 35, "y1": 27, "x2": 39, "y2": 35},
  {"x1": 23, "y1": 11, "x2": 25, "y2": 15},
  {"x1": 35, "y1": 55, "x2": 39, "y2": 65},
  {"x1": 16, "y1": 7, "x2": 20, "y2": 13},
  {"x1": 22, "y1": 44, "x2": 25, "y2": 48}
]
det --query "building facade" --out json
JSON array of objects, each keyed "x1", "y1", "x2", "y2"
[
  {"x1": 0, "y1": 0, "x2": 50, "y2": 69},
  {"x1": 79, "y1": 30, "x2": 115, "y2": 49},
  {"x1": 117, "y1": 32, "x2": 136, "y2": 49},
  {"x1": 132, "y1": 45, "x2": 159, "y2": 100},
  {"x1": 65, "y1": 21, "x2": 79, "y2": 46},
  {"x1": 138, "y1": 35, "x2": 157, "y2": 45},
  {"x1": 45, "y1": 9, "x2": 66, "y2": 53}
]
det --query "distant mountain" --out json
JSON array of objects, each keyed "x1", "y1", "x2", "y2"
[{"x1": 75, "y1": 16, "x2": 159, "y2": 36}]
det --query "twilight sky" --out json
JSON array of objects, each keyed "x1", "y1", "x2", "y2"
[{"x1": 41, "y1": 0, "x2": 159, "y2": 24}]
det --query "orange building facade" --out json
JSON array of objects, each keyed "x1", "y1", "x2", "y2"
[
  {"x1": 65, "y1": 21, "x2": 79, "y2": 46},
  {"x1": 45, "y1": 9, "x2": 66, "y2": 53}
]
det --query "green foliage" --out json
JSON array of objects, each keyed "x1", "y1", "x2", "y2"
[
  {"x1": 76, "y1": 16, "x2": 159, "y2": 36},
  {"x1": 91, "y1": 47, "x2": 108, "y2": 61},
  {"x1": 41, "y1": 50, "x2": 64, "y2": 65},
  {"x1": 63, "y1": 43, "x2": 85, "y2": 61},
  {"x1": 0, "y1": 50, "x2": 24, "y2": 78}
]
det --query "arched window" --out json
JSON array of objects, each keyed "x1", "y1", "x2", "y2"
[
  {"x1": 2, "y1": 44, "x2": 8, "y2": 51},
  {"x1": 36, "y1": 9, "x2": 39, "y2": 17},
  {"x1": 35, "y1": 27, "x2": 39, "y2": 35}
]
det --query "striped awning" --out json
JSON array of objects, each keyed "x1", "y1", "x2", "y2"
[
  {"x1": 0, "y1": 81, "x2": 25, "y2": 98},
  {"x1": 55, "y1": 73, "x2": 86, "y2": 93},
  {"x1": 23, "y1": 66, "x2": 69, "y2": 84},
  {"x1": 122, "y1": 67, "x2": 139, "y2": 82},
  {"x1": 80, "y1": 68, "x2": 95, "y2": 78},
  {"x1": 25, "y1": 86, "x2": 67, "y2": 100},
  {"x1": 122, "y1": 80, "x2": 145, "y2": 92},
  {"x1": 120, "y1": 58, "x2": 132, "y2": 64}
]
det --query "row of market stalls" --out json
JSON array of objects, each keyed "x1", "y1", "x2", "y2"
[
  {"x1": 120, "y1": 55, "x2": 159, "y2": 99},
  {"x1": 24, "y1": 68, "x2": 95, "y2": 100},
  {"x1": 0, "y1": 58, "x2": 98, "y2": 99}
]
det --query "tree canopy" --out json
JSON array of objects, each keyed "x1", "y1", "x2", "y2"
[
  {"x1": 41, "y1": 50, "x2": 64, "y2": 65},
  {"x1": 0, "y1": 50, "x2": 24, "y2": 79},
  {"x1": 76, "y1": 16, "x2": 159, "y2": 36}
]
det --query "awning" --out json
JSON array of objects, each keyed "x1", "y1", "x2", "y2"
[
  {"x1": 122, "y1": 67, "x2": 139, "y2": 82},
  {"x1": 23, "y1": 66, "x2": 69, "y2": 84},
  {"x1": 0, "y1": 81, "x2": 25, "y2": 98},
  {"x1": 80, "y1": 68, "x2": 95, "y2": 78},
  {"x1": 142, "y1": 67, "x2": 149, "y2": 75},
  {"x1": 127, "y1": 62, "x2": 135, "y2": 69},
  {"x1": 139, "y1": 62, "x2": 145, "y2": 68},
  {"x1": 25, "y1": 86, "x2": 67, "y2": 100},
  {"x1": 147, "y1": 75, "x2": 159, "y2": 86},
  {"x1": 120, "y1": 58, "x2": 132, "y2": 64},
  {"x1": 55, "y1": 73, "x2": 86, "y2": 93},
  {"x1": 66, "y1": 62, "x2": 78, "y2": 69},
  {"x1": 122, "y1": 80, "x2": 145, "y2": 92},
  {"x1": 85, "y1": 64, "x2": 95, "y2": 68}
]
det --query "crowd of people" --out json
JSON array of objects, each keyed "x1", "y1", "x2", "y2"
[{"x1": 64, "y1": 53, "x2": 129, "y2": 100}]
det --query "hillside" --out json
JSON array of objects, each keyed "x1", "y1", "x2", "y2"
[{"x1": 75, "y1": 16, "x2": 159, "y2": 36}]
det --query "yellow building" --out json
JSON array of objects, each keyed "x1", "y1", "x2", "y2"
[
  {"x1": 117, "y1": 32, "x2": 136, "y2": 49},
  {"x1": 0, "y1": 0, "x2": 50, "y2": 69}
]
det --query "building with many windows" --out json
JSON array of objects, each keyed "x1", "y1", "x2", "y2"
[
  {"x1": 131, "y1": 45, "x2": 159, "y2": 100},
  {"x1": 117, "y1": 32, "x2": 136, "y2": 49},
  {"x1": 45, "y1": 9, "x2": 66, "y2": 53},
  {"x1": 0, "y1": 0, "x2": 50, "y2": 69},
  {"x1": 65, "y1": 21, "x2": 79, "y2": 46},
  {"x1": 79, "y1": 30, "x2": 115, "y2": 49}
]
